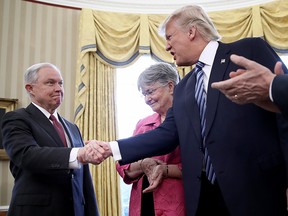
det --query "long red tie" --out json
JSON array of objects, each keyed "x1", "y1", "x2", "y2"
[{"x1": 49, "y1": 115, "x2": 67, "y2": 147}]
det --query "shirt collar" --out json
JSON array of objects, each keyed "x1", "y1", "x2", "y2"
[
  {"x1": 32, "y1": 102, "x2": 59, "y2": 120},
  {"x1": 199, "y1": 41, "x2": 219, "y2": 66}
]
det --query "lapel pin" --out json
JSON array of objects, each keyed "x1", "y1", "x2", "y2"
[{"x1": 221, "y1": 59, "x2": 225, "y2": 64}]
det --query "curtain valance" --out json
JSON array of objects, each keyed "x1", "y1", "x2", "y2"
[{"x1": 79, "y1": 0, "x2": 288, "y2": 69}]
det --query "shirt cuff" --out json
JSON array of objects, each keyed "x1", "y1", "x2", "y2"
[
  {"x1": 69, "y1": 148, "x2": 81, "y2": 169},
  {"x1": 269, "y1": 77, "x2": 275, "y2": 102},
  {"x1": 109, "y1": 141, "x2": 122, "y2": 161}
]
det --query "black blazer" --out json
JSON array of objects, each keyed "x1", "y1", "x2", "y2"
[
  {"x1": 2, "y1": 103, "x2": 99, "y2": 216},
  {"x1": 272, "y1": 74, "x2": 288, "y2": 119},
  {"x1": 118, "y1": 38, "x2": 288, "y2": 216}
]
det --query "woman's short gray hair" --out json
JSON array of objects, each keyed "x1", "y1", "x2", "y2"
[
  {"x1": 137, "y1": 62, "x2": 180, "y2": 91},
  {"x1": 159, "y1": 4, "x2": 221, "y2": 42},
  {"x1": 24, "y1": 63, "x2": 61, "y2": 84}
]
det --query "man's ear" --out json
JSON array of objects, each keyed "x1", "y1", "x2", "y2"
[
  {"x1": 168, "y1": 81, "x2": 175, "y2": 94},
  {"x1": 25, "y1": 84, "x2": 33, "y2": 93},
  {"x1": 188, "y1": 26, "x2": 196, "y2": 40}
]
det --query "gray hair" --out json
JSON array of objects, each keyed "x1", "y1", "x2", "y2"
[
  {"x1": 159, "y1": 4, "x2": 221, "y2": 42},
  {"x1": 137, "y1": 62, "x2": 180, "y2": 91},
  {"x1": 24, "y1": 63, "x2": 61, "y2": 84}
]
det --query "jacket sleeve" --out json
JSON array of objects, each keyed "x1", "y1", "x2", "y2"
[
  {"x1": 115, "y1": 119, "x2": 147, "y2": 184},
  {"x1": 2, "y1": 110, "x2": 71, "y2": 175},
  {"x1": 272, "y1": 75, "x2": 288, "y2": 120}
]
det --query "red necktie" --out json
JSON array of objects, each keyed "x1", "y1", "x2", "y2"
[{"x1": 49, "y1": 115, "x2": 67, "y2": 147}]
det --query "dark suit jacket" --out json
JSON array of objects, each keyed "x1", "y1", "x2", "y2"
[
  {"x1": 1, "y1": 103, "x2": 99, "y2": 216},
  {"x1": 118, "y1": 38, "x2": 288, "y2": 216},
  {"x1": 272, "y1": 74, "x2": 288, "y2": 119}
]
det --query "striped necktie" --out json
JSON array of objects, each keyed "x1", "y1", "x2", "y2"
[
  {"x1": 50, "y1": 114, "x2": 67, "y2": 147},
  {"x1": 194, "y1": 61, "x2": 216, "y2": 184}
]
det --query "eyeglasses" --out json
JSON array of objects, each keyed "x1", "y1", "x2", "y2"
[{"x1": 141, "y1": 84, "x2": 168, "y2": 97}]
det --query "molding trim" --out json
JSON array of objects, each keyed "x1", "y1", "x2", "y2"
[{"x1": 29, "y1": 0, "x2": 275, "y2": 13}]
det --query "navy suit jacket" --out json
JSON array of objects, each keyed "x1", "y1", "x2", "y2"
[
  {"x1": 2, "y1": 103, "x2": 99, "y2": 216},
  {"x1": 118, "y1": 38, "x2": 288, "y2": 216},
  {"x1": 272, "y1": 74, "x2": 288, "y2": 119}
]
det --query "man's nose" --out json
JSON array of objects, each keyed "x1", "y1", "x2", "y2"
[{"x1": 165, "y1": 42, "x2": 171, "y2": 51}]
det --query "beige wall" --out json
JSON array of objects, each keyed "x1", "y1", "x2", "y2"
[
  {"x1": 0, "y1": 0, "x2": 80, "y2": 206},
  {"x1": 0, "y1": 0, "x2": 80, "y2": 120}
]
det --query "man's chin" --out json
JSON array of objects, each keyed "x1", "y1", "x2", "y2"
[
  {"x1": 54, "y1": 99, "x2": 62, "y2": 107},
  {"x1": 176, "y1": 61, "x2": 192, "y2": 67}
]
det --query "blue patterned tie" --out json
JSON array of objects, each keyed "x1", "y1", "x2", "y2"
[{"x1": 194, "y1": 61, "x2": 216, "y2": 184}]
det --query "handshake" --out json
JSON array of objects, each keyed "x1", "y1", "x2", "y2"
[{"x1": 77, "y1": 140, "x2": 113, "y2": 165}]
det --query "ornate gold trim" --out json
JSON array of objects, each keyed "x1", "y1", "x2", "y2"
[
  {"x1": 0, "y1": 98, "x2": 18, "y2": 161},
  {"x1": 0, "y1": 98, "x2": 18, "y2": 112}
]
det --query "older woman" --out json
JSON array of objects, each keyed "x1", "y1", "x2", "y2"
[{"x1": 116, "y1": 62, "x2": 185, "y2": 216}]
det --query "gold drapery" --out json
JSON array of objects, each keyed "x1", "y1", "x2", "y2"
[
  {"x1": 75, "y1": 1, "x2": 287, "y2": 215},
  {"x1": 75, "y1": 9, "x2": 121, "y2": 216},
  {"x1": 209, "y1": 0, "x2": 288, "y2": 51},
  {"x1": 75, "y1": 50, "x2": 121, "y2": 216},
  {"x1": 77, "y1": 0, "x2": 287, "y2": 70}
]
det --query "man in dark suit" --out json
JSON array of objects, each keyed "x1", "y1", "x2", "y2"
[
  {"x1": 272, "y1": 74, "x2": 288, "y2": 118},
  {"x1": 90, "y1": 4, "x2": 288, "y2": 216},
  {"x1": 211, "y1": 54, "x2": 288, "y2": 119},
  {"x1": 1, "y1": 63, "x2": 102, "y2": 216}
]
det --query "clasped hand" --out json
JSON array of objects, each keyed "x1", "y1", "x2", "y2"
[
  {"x1": 140, "y1": 158, "x2": 167, "y2": 193},
  {"x1": 77, "y1": 140, "x2": 112, "y2": 165}
]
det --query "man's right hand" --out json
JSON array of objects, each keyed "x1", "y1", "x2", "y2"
[{"x1": 77, "y1": 140, "x2": 112, "y2": 165}]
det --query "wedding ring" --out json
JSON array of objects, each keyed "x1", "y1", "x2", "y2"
[{"x1": 234, "y1": 94, "x2": 238, "y2": 99}]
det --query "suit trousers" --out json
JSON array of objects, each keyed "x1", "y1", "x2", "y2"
[{"x1": 196, "y1": 172, "x2": 230, "y2": 216}]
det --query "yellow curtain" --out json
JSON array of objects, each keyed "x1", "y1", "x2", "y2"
[
  {"x1": 75, "y1": 9, "x2": 121, "y2": 216},
  {"x1": 78, "y1": 0, "x2": 287, "y2": 69},
  {"x1": 209, "y1": 0, "x2": 288, "y2": 50},
  {"x1": 75, "y1": 1, "x2": 287, "y2": 215},
  {"x1": 75, "y1": 51, "x2": 121, "y2": 216}
]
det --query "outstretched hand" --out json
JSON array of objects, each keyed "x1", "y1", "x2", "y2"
[{"x1": 77, "y1": 140, "x2": 112, "y2": 165}]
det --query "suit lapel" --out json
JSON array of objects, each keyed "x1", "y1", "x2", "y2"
[
  {"x1": 26, "y1": 103, "x2": 66, "y2": 147},
  {"x1": 184, "y1": 70, "x2": 202, "y2": 144},
  {"x1": 205, "y1": 42, "x2": 231, "y2": 136}
]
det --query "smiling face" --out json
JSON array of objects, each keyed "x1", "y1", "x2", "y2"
[
  {"x1": 142, "y1": 81, "x2": 174, "y2": 116},
  {"x1": 25, "y1": 66, "x2": 64, "y2": 114}
]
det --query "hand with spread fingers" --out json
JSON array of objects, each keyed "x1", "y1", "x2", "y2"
[{"x1": 211, "y1": 54, "x2": 284, "y2": 113}]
